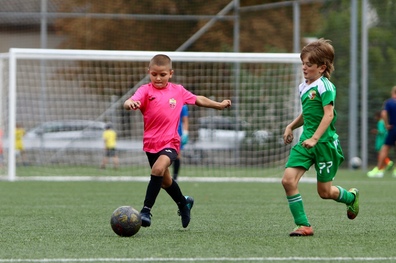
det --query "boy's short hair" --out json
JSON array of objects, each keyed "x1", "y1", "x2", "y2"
[
  {"x1": 105, "y1": 122, "x2": 113, "y2": 129},
  {"x1": 300, "y1": 38, "x2": 334, "y2": 79},
  {"x1": 149, "y1": 54, "x2": 172, "y2": 69}
]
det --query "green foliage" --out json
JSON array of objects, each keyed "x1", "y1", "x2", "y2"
[
  {"x1": 310, "y1": 0, "x2": 396, "y2": 163},
  {"x1": 369, "y1": 0, "x2": 396, "y2": 27},
  {"x1": 53, "y1": 0, "x2": 323, "y2": 52},
  {"x1": 366, "y1": 0, "x2": 396, "y2": 162}
]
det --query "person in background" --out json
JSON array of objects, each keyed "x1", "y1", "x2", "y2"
[
  {"x1": 15, "y1": 123, "x2": 26, "y2": 166},
  {"x1": 281, "y1": 38, "x2": 359, "y2": 237},
  {"x1": 368, "y1": 86, "x2": 396, "y2": 178},
  {"x1": 367, "y1": 111, "x2": 393, "y2": 177},
  {"x1": 101, "y1": 123, "x2": 119, "y2": 170},
  {"x1": 173, "y1": 104, "x2": 189, "y2": 181},
  {"x1": 124, "y1": 54, "x2": 231, "y2": 229}
]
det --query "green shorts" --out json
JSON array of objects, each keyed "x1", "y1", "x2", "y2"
[{"x1": 286, "y1": 139, "x2": 345, "y2": 182}]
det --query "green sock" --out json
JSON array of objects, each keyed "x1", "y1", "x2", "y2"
[
  {"x1": 287, "y1": 194, "x2": 310, "y2": 227},
  {"x1": 336, "y1": 186, "x2": 355, "y2": 205}
]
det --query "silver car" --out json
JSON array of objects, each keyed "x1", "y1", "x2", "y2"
[{"x1": 23, "y1": 120, "x2": 106, "y2": 149}]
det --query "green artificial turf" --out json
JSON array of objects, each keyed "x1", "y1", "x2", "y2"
[{"x1": 0, "y1": 169, "x2": 395, "y2": 263}]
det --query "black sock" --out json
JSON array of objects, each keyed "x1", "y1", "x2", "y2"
[
  {"x1": 173, "y1": 159, "x2": 180, "y2": 180},
  {"x1": 164, "y1": 179, "x2": 186, "y2": 208},
  {"x1": 142, "y1": 175, "x2": 163, "y2": 211}
]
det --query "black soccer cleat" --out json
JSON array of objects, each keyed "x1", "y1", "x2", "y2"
[
  {"x1": 140, "y1": 211, "x2": 152, "y2": 227},
  {"x1": 177, "y1": 196, "x2": 194, "y2": 228}
]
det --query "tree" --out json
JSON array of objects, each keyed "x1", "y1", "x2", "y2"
[
  {"x1": 54, "y1": 0, "x2": 323, "y2": 52},
  {"x1": 316, "y1": 0, "x2": 396, "y2": 164}
]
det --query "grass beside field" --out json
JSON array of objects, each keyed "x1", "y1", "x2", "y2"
[{"x1": 0, "y1": 169, "x2": 395, "y2": 262}]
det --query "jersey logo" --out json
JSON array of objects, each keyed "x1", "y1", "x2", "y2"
[
  {"x1": 165, "y1": 149, "x2": 172, "y2": 153},
  {"x1": 169, "y1": 98, "x2": 176, "y2": 109},
  {"x1": 308, "y1": 90, "x2": 317, "y2": 100}
]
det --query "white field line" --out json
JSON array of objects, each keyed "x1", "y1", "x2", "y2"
[
  {"x1": 0, "y1": 257, "x2": 396, "y2": 262},
  {"x1": 0, "y1": 176, "x2": 317, "y2": 183}
]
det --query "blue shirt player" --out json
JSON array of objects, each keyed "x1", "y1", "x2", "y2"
[
  {"x1": 371, "y1": 86, "x2": 396, "y2": 177},
  {"x1": 173, "y1": 105, "x2": 189, "y2": 180}
]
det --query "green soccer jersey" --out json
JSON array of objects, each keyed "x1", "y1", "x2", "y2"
[
  {"x1": 375, "y1": 119, "x2": 387, "y2": 152},
  {"x1": 299, "y1": 76, "x2": 338, "y2": 142}
]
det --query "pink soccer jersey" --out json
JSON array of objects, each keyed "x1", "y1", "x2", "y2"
[{"x1": 130, "y1": 82, "x2": 196, "y2": 153}]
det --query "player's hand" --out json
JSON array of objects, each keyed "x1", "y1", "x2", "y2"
[
  {"x1": 220, "y1": 100, "x2": 231, "y2": 109},
  {"x1": 301, "y1": 138, "x2": 317, "y2": 149},
  {"x1": 283, "y1": 127, "x2": 294, "y2": 145},
  {"x1": 124, "y1": 100, "x2": 141, "y2": 110},
  {"x1": 283, "y1": 133, "x2": 293, "y2": 145}
]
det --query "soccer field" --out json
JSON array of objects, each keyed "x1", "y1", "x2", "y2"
[{"x1": 0, "y1": 169, "x2": 395, "y2": 263}]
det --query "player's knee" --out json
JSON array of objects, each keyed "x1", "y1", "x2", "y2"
[
  {"x1": 151, "y1": 166, "x2": 165, "y2": 176},
  {"x1": 281, "y1": 176, "x2": 295, "y2": 191}
]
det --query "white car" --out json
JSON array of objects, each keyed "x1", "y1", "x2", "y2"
[
  {"x1": 197, "y1": 116, "x2": 247, "y2": 143},
  {"x1": 183, "y1": 116, "x2": 273, "y2": 164},
  {"x1": 191, "y1": 115, "x2": 274, "y2": 148},
  {"x1": 20, "y1": 120, "x2": 143, "y2": 151},
  {"x1": 22, "y1": 120, "x2": 106, "y2": 149},
  {"x1": 24, "y1": 120, "x2": 106, "y2": 140}
]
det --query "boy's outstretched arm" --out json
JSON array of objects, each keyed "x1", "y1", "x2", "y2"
[{"x1": 195, "y1": 96, "x2": 231, "y2": 110}]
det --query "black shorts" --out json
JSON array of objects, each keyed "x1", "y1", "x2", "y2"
[
  {"x1": 385, "y1": 128, "x2": 396, "y2": 146},
  {"x1": 146, "y1": 148, "x2": 178, "y2": 168},
  {"x1": 105, "y1": 148, "x2": 117, "y2": 157}
]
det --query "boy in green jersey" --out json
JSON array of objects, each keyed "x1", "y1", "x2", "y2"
[{"x1": 282, "y1": 38, "x2": 359, "y2": 236}]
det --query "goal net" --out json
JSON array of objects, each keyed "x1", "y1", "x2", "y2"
[{"x1": 1, "y1": 48, "x2": 301, "y2": 181}]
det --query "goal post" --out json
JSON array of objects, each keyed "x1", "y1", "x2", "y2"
[
  {"x1": 0, "y1": 52, "x2": 8, "y2": 179},
  {"x1": 2, "y1": 48, "x2": 301, "y2": 181}
]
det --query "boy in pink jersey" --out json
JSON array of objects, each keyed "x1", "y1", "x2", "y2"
[{"x1": 124, "y1": 54, "x2": 231, "y2": 228}]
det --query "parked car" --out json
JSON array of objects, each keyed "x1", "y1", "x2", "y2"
[
  {"x1": 197, "y1": 115, "x2": 248, "y2": 143},
  {"x1": 19, "y1": 120, "x2": 143, "y2": 151},
  {"x1": 21, "y1": 120, "x2": 106, "y2": 150},
  {"x1": 183, "y1": 115, "x2": 274, "y2": 164},
  {"x1": 24, "y1": 120, "x2": 106, "y2": 140},
  {"x1": 197, "y1": 115, "x2": 274, "y2": 142}
]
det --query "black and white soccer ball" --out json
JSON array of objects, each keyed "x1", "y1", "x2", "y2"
[
  {"x1": 110, "y1": 206, "x2": 142, "y2": 237},
  {"x1": 350, "y1": 157, "x2": 362, "y2": 169}
]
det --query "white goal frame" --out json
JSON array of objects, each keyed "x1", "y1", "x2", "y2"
[{"x1": 5, "y1": 48, "x2": 301, "y2": 181}]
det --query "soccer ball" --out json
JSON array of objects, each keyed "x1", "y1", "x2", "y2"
[
  {"x1": 350, "y1": 157, "x2": 362, "y2": 169},
  {"x1": 110, "y1": 206, "x2": 142, "y2": 237}
]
